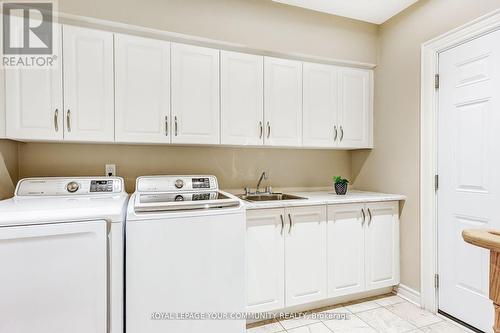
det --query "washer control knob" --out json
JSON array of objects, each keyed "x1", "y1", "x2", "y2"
[
  {"x1": 66, "y1": 181, "x2": 79, "y2": 193},
  {"x1": 175, "y1": 179, "x2": 184, "y2": 189}
]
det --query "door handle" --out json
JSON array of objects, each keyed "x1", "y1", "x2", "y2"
[
  {"x1": 66, "y1": 110, "x2": 71, "y2": 132},
  {"x1": 288, "y1": 213, "x2": 292, "y2": 234},
  {"x1": 174, "y1": 116, "x2": 178, "y2": 136},
  {"x1": 165, "y1": 116, "x2": 169, "y2": 136},
  {"x1": 361, "y1": 208, "x2": 366, "y2": 225},
  {"x1": 368, "y1": 208, "x2": 372, "y2": 224},
  {"x1": 267, "y1": 121, "x2": 271, "y2": 139},
  {"x1": 259, "y1": 121, "x2": 263, "y2": 139},
  {"x1": 280, "y1": 214, "x2": 284, "y2": 235},
  {"x1": 333, "y1": 125, "x2": 338, "y2": 141},
  {"x1": 340, "y1": 126, "x2": 344, "y2": 142},
  {"x1": 54, "y1": 109, "x2": 59, "y2": 132}
]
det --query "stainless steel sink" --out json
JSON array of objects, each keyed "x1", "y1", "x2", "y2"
[{"x1": 237, "y1": 193, "x2": 307, "y2": 202}]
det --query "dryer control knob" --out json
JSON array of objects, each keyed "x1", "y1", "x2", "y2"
[
  {"x1": 66, "y1": 181, "x2": 79, "y2": 193},
  {"x1": 175, "y1": 179, "x2": 184, "y2": 189}
]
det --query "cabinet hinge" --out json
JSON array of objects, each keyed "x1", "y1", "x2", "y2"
[
  {"x1": 434, "y1": 74, "x2": 440, "y2": 89},
  {"x1": 435, "y1": 274, "x2": 440, "y2": 289},
  {"x1": 435, "y1": 174, "x2": 439, "y2": 191}
]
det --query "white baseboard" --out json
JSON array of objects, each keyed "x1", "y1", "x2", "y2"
[{"x1": 395, "y1": 284, "x2": 421, "y2": 306}]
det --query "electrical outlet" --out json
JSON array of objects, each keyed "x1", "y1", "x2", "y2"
[{"x1": 105, "y1": 164, "x2": 116, "y2": 177}]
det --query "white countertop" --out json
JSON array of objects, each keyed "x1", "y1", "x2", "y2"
[{"x1": 240, "y1": 190, "x2": 406, "y2": 210}]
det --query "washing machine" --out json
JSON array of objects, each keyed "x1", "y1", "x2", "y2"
[
  {"x1": 0, "y1": 177, "x2": 128, "y2": 333},
  {"x1": 126, "y1": 175, "x2": 246, "y2": 333}
]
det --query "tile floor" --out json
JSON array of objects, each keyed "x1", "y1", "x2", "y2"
[{"x1": 247, "y1": 294, "x2": 471, "y2": 333}]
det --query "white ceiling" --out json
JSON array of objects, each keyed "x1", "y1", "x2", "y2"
[{"x1": 272, "y1": 0, "x2": 419, "y2": 24}]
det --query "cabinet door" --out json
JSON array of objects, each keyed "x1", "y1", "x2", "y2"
[
  {"x1": 5, "y1": 23, "x2": 63, "y2": 141},
  {"x1": 115, "y1": 34, "x2": 170, "y2": 143},
  {"x1": 246, "y1": 209, "x2": 285, "y2": 313},
  {"x1": 303, "y1": 62, "x2": 339, "y2": 148},
  {"x1": 327, "y1": 203, "x2": 366, "y2": 297},
  {"x1": 338, "y1": 68, "x2": 372, "y2": 148},
  {"x1": 365, "y1": 201, "x2": 400, "y2": 290},
  {"x1": 63, "y1": 25, "x2": 114, "y2": 142},
  {"x1": 220, "y1": 51, "x2": 264, "y2": 145},
  {"x1": 264, "y1": 57, "x2": 302, "y2": 147},
  {"x1": 171, "y1": 43, "x2": 220, "y2": 144},
  {"x1": 285, "y1": 205, "x2": 327, "y2": 307}
]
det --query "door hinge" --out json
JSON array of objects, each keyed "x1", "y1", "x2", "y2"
[
  {"x1": 435, "y1": 174, "x2": 439, "y2": 191},
  {"x1": 435, "y1": 274, "x2": 440, "y2": 289},
  {"x1": 434, "y1": 74, "x2": 440, "y2": 89}
]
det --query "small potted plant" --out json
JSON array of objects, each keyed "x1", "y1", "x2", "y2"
[{"x1": 333, "y1": 176, "x2": 349, "y2": 195}]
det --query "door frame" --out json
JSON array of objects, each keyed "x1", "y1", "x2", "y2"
[{"x1": 420, "y1": 8, "x2": 500, "y2": 312}]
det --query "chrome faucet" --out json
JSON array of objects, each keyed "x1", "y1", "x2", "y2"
[{"x1": 256, "y1": 171, "x2": 268, "y2": 194}]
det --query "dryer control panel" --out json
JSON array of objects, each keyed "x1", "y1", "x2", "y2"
[{"x1": 16, "y1": 177, "x2": 124, "y2": 196}]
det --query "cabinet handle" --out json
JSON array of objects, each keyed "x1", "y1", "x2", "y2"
[
  {"x1": 288, "y1": 213, "x2": 292, "y2": 234},
  {"x1": 361, "y1": 208, "x2": 366, "y2": 225},
  {"x1": 280, "y1": 214, "x2": 284, "y2": 235},
  {"x1": 54, "y1": 109, "x2": 59, "y2": 132},
  {"x1": 340, "y1": 126, "x2": 344, "y2": 142},
  {"x1": 165, "y1": 116, "x2": 168, "y2": 136},
  {"x1": 267, "y1": 121, "x2": 271, "y2": 139},
  {"x1": 259, "y1": 121, "x2": 263, "y2": 139},
  {"x1": 368, "y1": 208, "x2": 372, "y2": 224},
  {"x1": 174, "y1": 116, "x2": 178, "y2": 136},
  {"x1": 333, "y1": 125, "x2": 338, "y2": 141},
  {"x1": 66, "y1": 110, "x2": 71, "y2": 132}
]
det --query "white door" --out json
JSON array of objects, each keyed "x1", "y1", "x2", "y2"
[
  {"x1": 115, "y1": 34, "x2": 171, "y2": 143},
  {"x1": 246, "y1": 208, "x2": 285, "y2": 312},
  {"x1": 220, "y1": 51, "x2": 264, "y2": 145},
  {"x1": 285, "y1": 205, "x2": 327, "y2": 307},
  {"x1": 171, "y1": 43, "x2": 220, "y2": 144},
  {"x1": 0, "y1": 221, "x2": 107, "y2": 333},
  {"x1": 338, "y1": 68, "x2": 372, "y2": 148},
  {"x1": 327, "y1": 203, "x2": 365, "y2": 297},
  {"x1": 303, "y1": 62, "x2": 339, "y2": 148},
  {"x1": 365, "y1": 201, "x2": 399, "y2": 290},
  {"x1": 437, "y1": 30, "x2": 500, "y2": 332},
  {"x1": 5, "y1": 23, "x2": 63, "y2": 141},
  {"x1": 264, "y1": 57, "x2": 302, "y2": 147},
  {"x1": 63, "y1": 25, "x2": 114, "y2": 142}
]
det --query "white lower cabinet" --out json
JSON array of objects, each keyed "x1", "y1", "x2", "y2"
[
  {"x1": 285, "y1": 206, "x2": 327, "y2": 306},
  {"x1": 246, "y1": 208, "x2": 285, "y2": 313},
  {"x1": 365, "y1": 201, "x2": 400, "y2": 290},
  {"x1": 246, "y1": 201, "x2": 399, "y2": 312},
  {"x1": 327, "y1": 203, "x2": 366, "y2": 297}
]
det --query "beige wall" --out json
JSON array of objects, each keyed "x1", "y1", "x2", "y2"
[
  {"x1": 59, "y1": 0, "x2": 378, "y2": 64},
  {"x1": 13, "y1": 0, "x2": 377, "y2": 192},
  {"x1": 19, "y1": 143, "x2": 351, "y2": 193},
  {"x1": 0, "y1": 140, "x2": 18, "y2": 199},
  {"x1": 351, "y1": 0, "x2": 500, "y2": 292}
]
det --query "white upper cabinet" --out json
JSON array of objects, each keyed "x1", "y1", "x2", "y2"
[
  {"x1": 171, "y1": 43, "x2": 220, "y2": 144},
  {"x1": 365, "y1": 201, "x2": 400, "y2": 290},
  {"x1": 220, "y1": 51, "x2": 264, "y2": 145},
  {"x1": 337, "y1": 68, "x2": 372, "y2": 148},
  {"x1": 285, "y1": 205, "x2": 327, "y2": 307},
  {"x1": 303, "y1": 63, "x2": 339, "y2": 148},
  {"x1": 264, "y1": 57, "x2": 302, "y2": 147},
  {"x1": 327, "y1": 203, "x2": 366, "y2": 297},
  {"x1": 246, "y1": 208, "x2": 285, "y2": 313},
  {"x1": 114, "y1": 34, "x2": 171, "y2": 143},
  {"x1": 5, "y1": 23, "x2": 63, "y2": 141},
  {"x1": 63, "y1": 25, "x2": 114, "y2": 142}
]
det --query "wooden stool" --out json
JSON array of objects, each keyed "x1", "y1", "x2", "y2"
[{"x1": 463, "y1": 229, "x2": 500, "y2": 333}]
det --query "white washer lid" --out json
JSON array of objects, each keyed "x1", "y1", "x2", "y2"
[{"x1": 0, "y1": 194, "x2": 129, "y2": 227}]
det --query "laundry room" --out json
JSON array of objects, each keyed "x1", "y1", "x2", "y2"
[{"x1": 1, "y1": 0, "x2": 500, "y2": 333}]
